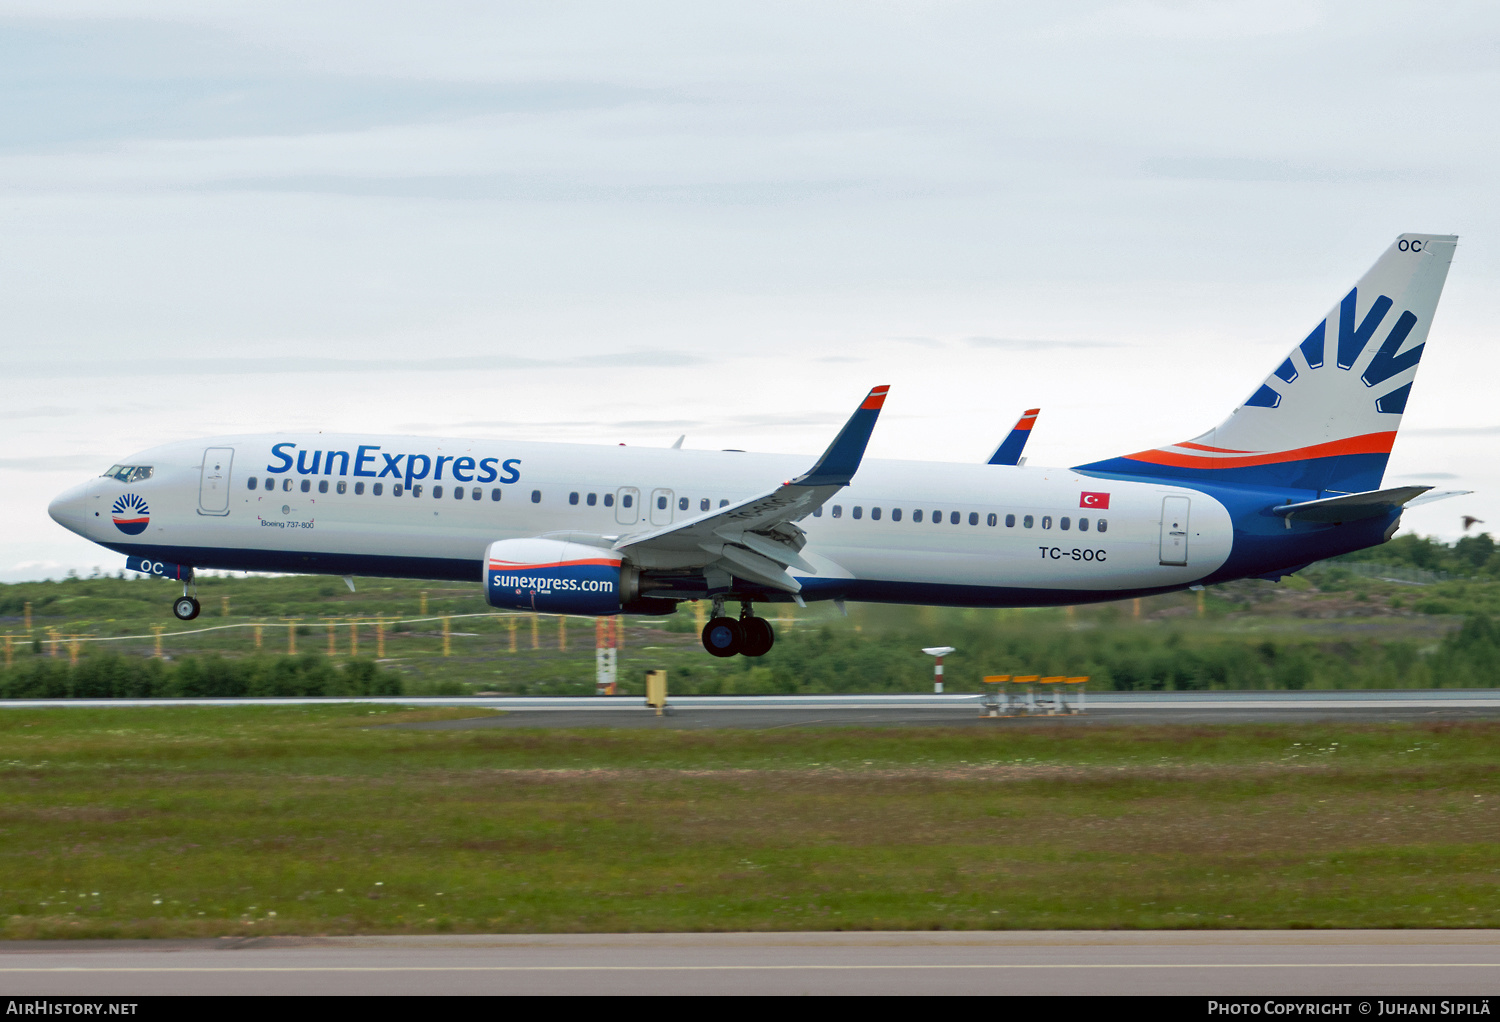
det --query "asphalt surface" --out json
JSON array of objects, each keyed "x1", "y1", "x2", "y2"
[
  {"x1": 9, "y1": 691, "x2": 1500, "y2": 728},
  {"x1": 1, "y1": 931, "x2": 1496, "y2": 996}
]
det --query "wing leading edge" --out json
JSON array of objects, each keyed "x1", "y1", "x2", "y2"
[{"x1": 613, "y1": 386, "x2": 890, "y2": 593}]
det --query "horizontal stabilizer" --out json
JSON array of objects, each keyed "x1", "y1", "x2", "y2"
[
  {"x1": 1404, "y1": 488, "x2": 1473, "y2": 508},
  {"x1": 1271, "y1": 485, "x2": 1433, "y2": 523}
]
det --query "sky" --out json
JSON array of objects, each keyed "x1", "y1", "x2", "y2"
[{"x1": 3, "y1": 1, "x2": 1499, "y2": 581}]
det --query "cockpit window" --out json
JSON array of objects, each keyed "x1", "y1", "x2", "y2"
[{"x1": 102, "y1": 465, "x2": 153, "y2": 483}]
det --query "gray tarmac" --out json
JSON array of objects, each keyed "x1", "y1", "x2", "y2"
[
  {"x1": 10, "y1": 691, "x2": 1500, "y2": 729},
  {"x1": 2, "y1": 930, "x2": 1497, "y2": 996}
]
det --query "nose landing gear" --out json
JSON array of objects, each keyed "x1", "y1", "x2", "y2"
[
  {"x1": 171, "y1": 573, "x2": 201, "y2": 621},
  {"x1": 700, "y1": 599, "x2": 776, "y2": 658}
]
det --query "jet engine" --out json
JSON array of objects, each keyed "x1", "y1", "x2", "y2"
[{"x1": 483, "y1": 537, "x2": 675, "y2": 616}]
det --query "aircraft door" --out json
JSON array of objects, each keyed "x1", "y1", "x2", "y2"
[
  {"x1": 198, "y1": 447, "x2": 234, "y2": 516},
  {"x1": 650, "y1": 488, "x2": 674, "y2": 526},
  {"x1": 1159, "y1": 496, "x2": 1190, "y2": 566},
  {"x1": 615, "y1": 487, "x2": 640, "y2": 526}
]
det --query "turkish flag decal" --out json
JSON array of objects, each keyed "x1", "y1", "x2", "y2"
[{"x1": 1080, "y1": 491, "x2": 1111, "y2": 509}]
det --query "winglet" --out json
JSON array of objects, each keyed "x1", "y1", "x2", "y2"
[
  {"x1": 790, "y1": 386, "x2": 889, "y2": 487},
  {"x1": 988, "y1": 407, "x2": 1040, "y2": 465}
]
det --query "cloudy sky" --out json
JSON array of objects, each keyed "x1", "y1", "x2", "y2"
[{"x1": 4, "y1": 1, "x2": 1499, "y2": 580}]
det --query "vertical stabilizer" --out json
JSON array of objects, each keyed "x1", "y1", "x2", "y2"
[{"x1": 1079, "y1": 234, "x2": 1457, "y2": 493}]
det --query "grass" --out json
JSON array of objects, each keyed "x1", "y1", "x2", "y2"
[{"x1": 1, "y1": 705, "x2": 1497, "y2": 937}]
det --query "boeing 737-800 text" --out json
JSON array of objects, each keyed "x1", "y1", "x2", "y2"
[{"x1": 48, "y1": 234, "x2": 1463, "y2": 657}]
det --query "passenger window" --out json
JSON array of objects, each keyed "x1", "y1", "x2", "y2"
[
  {"x1": 1023, "y1": 515, "x2": 1033, "y2": 528},
  {"x1": 394, "y1": 484, "x2": 404, "y2": 497},
  {"x1": 852, "y1": 506, "x2": 862, "y2": 519},
  {"x1": 871, "y1": 507, "x2": 882, "y2": 521},
  {"x1": 412, "y1": 485, "x2": 422, "y2": 498},
  {"x1": 472, "y1": 488, "x2": 480, "y2": 500},
  {"x1": 356, "y1": 482, "x2": 365, "y2": 495},
  {"x1": 283, "y1": 479, "x2": 293, "y2": 492},
  {"x1": 892, "y1": 508, "x2": 902, "y2": 521},
  {"x1": 700, "y1": 498, "x2": 709, "y2": 511},
  {"x1": 812, "y1": 506, "x2": 822, "y2": 517},
  {"x1": 1042, "y1": 516, "x2": 1052, "y2": 529},
  {"x1": 657, "y1": 495, "x2": 667, "y2": 510},
  {"x1": 933, "y1": 511, "x2": 942, "y2": 525},
  {"x1": 318, "y1": 480, "x2": 329, "y2": 494},
  {"x1": 1078, "y1": 518, "x2": 1088, "y2": 531},
  {"x1": 679, "y1": 497, "x2": 689, "y2": 511},
  {"x1": 986, "y1": 513, "x2": 996, "y2": 526},
  {"x1": 491, "y1": 488, "x2": 502, "y2": 501},
  {"x1": 968, "y1": 512, "x2": 978, "y2": 526},
  {"x1": 1060, "y1": 517, "x2": 1070, "y2": 530},
  {"x1": 432, "y1": 486, "x2": 442, "y2": 499},
  {"x1": 586, "y1": 493, "x2": 597, "y2": 506},
  {"x1": 337, "y1": 481, "x2": 347, "y2": 495},
  {"x1": 454, "y1": 486, "x2": 463, "y2": 500},
  {"x1": 569, "y1": 492, "x2": 579, "y2": 505},
  {"x1": 913, "y1": 510, "x2": 923, "y2": 523},
  {"x1": 832, "y1": 505, "x2": 842, "y2": 518},
  {"x1": 604, "y1": 493, "x2": 614, "y2": 507},
  {"x1": 300, "y1": 480, "x2": 311, "y2": 493},
  {"x1": 1005, "y1": 514, "x2": 1015, "y2": 527},
  {"x1": 621, "y1": 494, "x2": 632, "y2": 508},
  {"x1": 719, "y1": 499, "x2": 729, "y2": 507},
  {"x1": 531, "y1": 490, "x2": 542, "y2": 503},
  {"x1": 1097, "y1": 518, "x2": 1108, "y2": 533},
  {"x1": 372, "y1": 483, "x2": 382, "y2": 496},
  {"x1": 247, "y1": 477, "x2": 258, "y2": 491},
  {"x1": 950, "y1": 511, "x2": 960, "y2": 525}
]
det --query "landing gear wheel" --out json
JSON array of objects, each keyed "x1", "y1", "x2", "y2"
[
  {"x1": 173, "y1": 596, "x2": 201, "y2": 621},
  {"x1": 701, "y1": 617, "x2": 743, "y2": 657},
  {"x1": 740, "y1": 617, "x2": 774, "y2": 657}
]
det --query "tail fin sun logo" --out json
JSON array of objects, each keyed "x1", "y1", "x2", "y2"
[
  {"x1": 110, "y1": 493, "x2": 150, "y2": 535},
  {"x1": 1243, "y1": 286, "x2": 1423, "y2": 416}
]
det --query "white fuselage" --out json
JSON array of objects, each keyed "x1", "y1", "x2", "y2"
[{"x1": 49, "y1": 433, "x2": 1232, "y2": 606}]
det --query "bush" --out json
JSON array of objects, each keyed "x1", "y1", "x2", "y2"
[{"x1": 0, "y1": 653, "x2": 401, "y2": 699}]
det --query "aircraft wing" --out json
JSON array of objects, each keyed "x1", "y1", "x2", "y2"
[
  {"x1": 612, "y1": 386, "x2": 889, "y2": 593},
  {"x1": 1270, "y1": 485, "x2": 1438, "y2": 523},
  {"x1": 987, "y1": 408, "x2": 1040, "y2": 465}
]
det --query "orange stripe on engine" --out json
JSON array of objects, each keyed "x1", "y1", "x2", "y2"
[
  {"x1": 1123, "y1": 432, "x2": 1397, "y2": 470},
  {"x1": 489, "y1": 558, "x2": 622, "y2": 571}
]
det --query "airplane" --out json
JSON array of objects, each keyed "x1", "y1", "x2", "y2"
[{"x1": 48, "y1": 233, "x2": 1465, "y2": 658}]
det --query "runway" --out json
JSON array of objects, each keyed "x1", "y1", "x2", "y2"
[
  {"x1": 1, "y1": 931, "x2": 1496, "y2": 996},
  {"x1": 5, "y1": 690, "x2": 1500, "y2": 728}
]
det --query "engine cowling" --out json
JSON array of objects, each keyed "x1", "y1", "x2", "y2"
[{"x1": 484, "y1": 538, "x2": 632, "y2": 615}]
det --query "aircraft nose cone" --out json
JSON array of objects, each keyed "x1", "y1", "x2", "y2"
[{"x1": 48, "y1": 482, "x2": 93, "y2": 533}]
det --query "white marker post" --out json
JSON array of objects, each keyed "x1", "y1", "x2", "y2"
[{"x1": 922, "y1": 646, "x2": 955, "y2": 694}]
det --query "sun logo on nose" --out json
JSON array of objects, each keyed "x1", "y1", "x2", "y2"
[{"x1": 110, "y1": 493, "x2": 150, "y2": 535}]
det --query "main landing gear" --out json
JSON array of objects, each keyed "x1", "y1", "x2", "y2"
[{"x1": 701, "y1": 599, "x2": 775, "y2": 658}]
